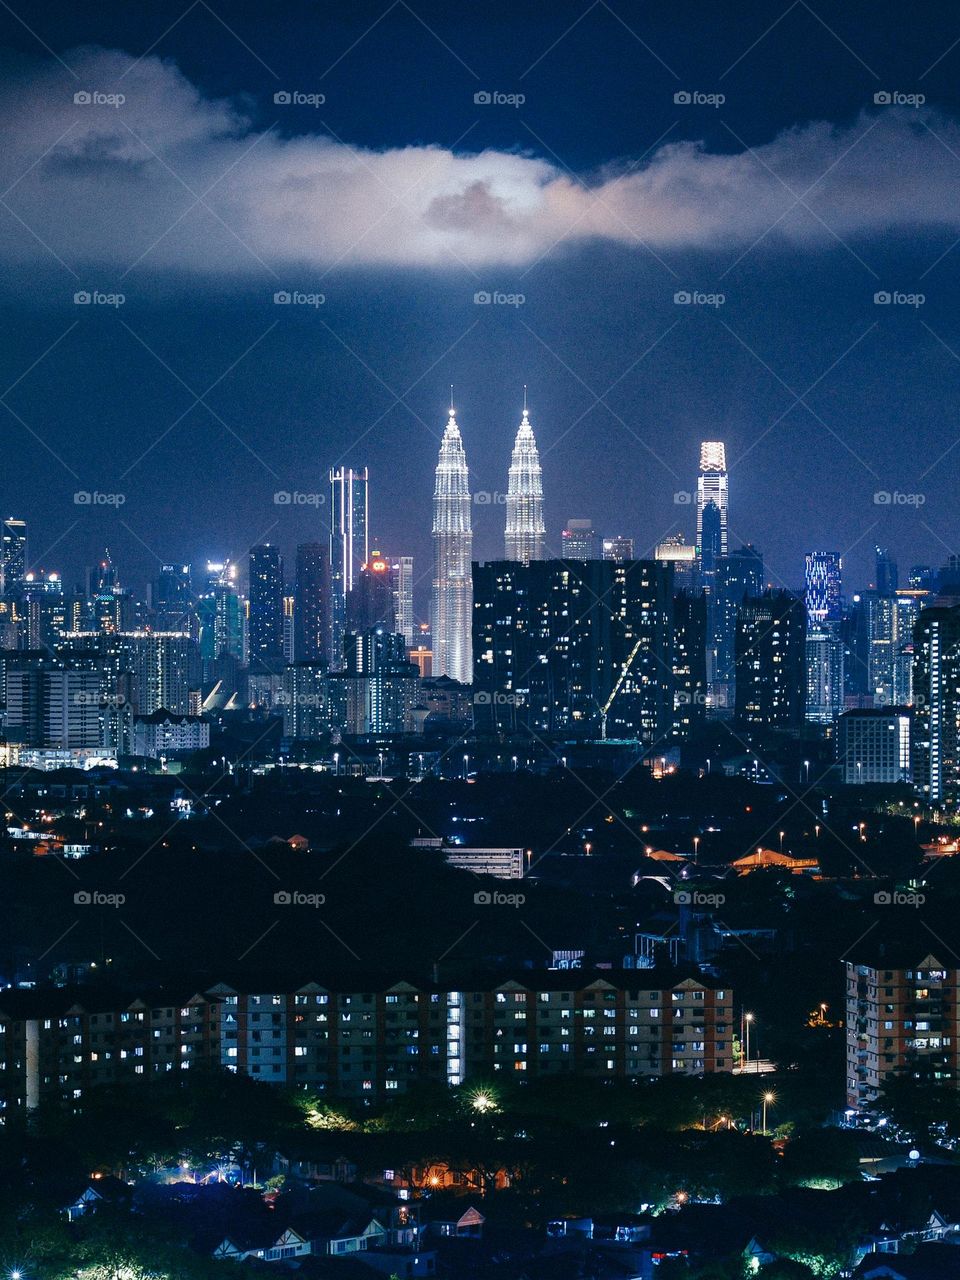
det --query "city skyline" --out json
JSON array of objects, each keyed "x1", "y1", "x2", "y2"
[{"x1": 4, "y1": 4, "x2": 960, "y2": 602}]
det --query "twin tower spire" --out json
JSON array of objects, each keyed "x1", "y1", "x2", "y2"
[{"x1": 431, "y1": 392, "x2": 545, "y2": 684}]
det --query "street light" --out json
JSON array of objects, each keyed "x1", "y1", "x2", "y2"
[
  {"x1": 779, "y1": 830, "x2": 785, "y2": 854},
  {"x1": 762, "y1": 1091, "x2": 775, "y2": 1135},
  {"x1": 463, "y1": 753, "x2": 469, "y2": 779},
  {"x1": 803, "y1": 759, "x2": 810, "y2": 784},
  {"x1": 333, "y1": 752, "x2": 339, "y2": 777},
  {"x1": 693, "y1": 836, "x2": 700, "y2": 861},
  {"x1": 742, "y1": 1012, "x2": 754, "y2": 1071}
]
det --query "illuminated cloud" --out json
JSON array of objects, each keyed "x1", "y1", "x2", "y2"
[{"x1": 1, "y1": 46, "x2": 959, "y2": 276}]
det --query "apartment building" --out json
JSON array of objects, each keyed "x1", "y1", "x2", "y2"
[
  {"x1": 845, "y1": 950, "x2": 958, "y2": 1111},
  {"x1": 0, "y1": 971, "x2": 734, "y2": 1120}
]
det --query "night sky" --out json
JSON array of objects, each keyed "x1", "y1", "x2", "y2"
[{"x1": 3, "y1": 0, "x2": 960, "y2": 617}]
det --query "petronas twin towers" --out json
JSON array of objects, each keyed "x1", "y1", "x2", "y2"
[{"x1": 431, "y1": 394, "x2": 545, "y2": 684}]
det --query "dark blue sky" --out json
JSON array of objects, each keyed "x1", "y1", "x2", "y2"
[{"x1": 3, "y1": 0, "x2": 960, "y2": 615}]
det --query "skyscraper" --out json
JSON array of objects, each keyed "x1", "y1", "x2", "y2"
[
  {"x1": 714, "y1": 545, "x2": 764, "y2": 713},
  {"x1": 655, "y1": 535, "x2": 698, "y2": 592},
  {"x1": 431, "y1": 405, "x2": 473, "y2": 684},
  {"x1": 294, "y1": 542, "x2": 331, "y2": 665},
  {"x1": 561, "y1": 519, "x2": 598, "y2": 560},
  {"x1": 876, "y1": 545, "x2": 899, "y2": 594},
  {"x1": 504, "y1": 395, "x2": 545, "y2": 563},
  {"x1": 696, "y1": 442, "x2": 728, "y2": 563},
  {"x1": 197, "y1": 561, "x2": 243, "y2": 680},
  {"x1": 1, "y1": 518, "x2": 27, "y2": 600},
  {"x1": 390, "y1": 555, "x2": 414, "y2": 646},
  {"x1": 348, "y1": 550, "x2": 395, "y2": 633},
  {"x1": 913, "y1": 603, "x2": 960, "y2": 803},
  {"x1": 248, "y1": 544, "x2": 285, "y2": 670},
  {"x1": 330, "y1": 467, "x2": 369, "y2": 665},
  {"x1": 734, "y1": 591, "x2": 806, "y2": 729},
  {"x1": 602, "y1": 536, "x2": 635, "y2": 562},
  {"x1": 805, "y1": 552, "x2": 843, "y2": 624},
  {"x1": 472, "y1": 558, "x2": 674, "y2": 741}
]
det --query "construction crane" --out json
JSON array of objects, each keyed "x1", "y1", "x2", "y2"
[{"x1": 599, "y1": 635, "x2": 644, "y2": 739}]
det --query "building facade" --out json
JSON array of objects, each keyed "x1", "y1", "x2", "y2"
[
  {"x1": 845, "y1": 952, "x2": 958, "y2": 1111},
  {"x1": 431, "y1": 408, "x2": 473, "y2": 685},
  {"x1": 504, "y1": 403, "x2": 545, "y2": 563}
]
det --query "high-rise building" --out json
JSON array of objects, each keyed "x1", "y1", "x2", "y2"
[
  {"x1": 328, "y1": 627, "x2": 419, "y2": 735},
  {"x1": 330, "y1": 467, "x2": 369, "y2": 664},
  {"x1": 504, "y1": 396, "x2": 545, "y2": 563},
  {"x1": 1, "y1": 519, "x2": 27, "y2": 600},
  {"x1": 836, "y1": 709, "x2": 911, "y2": 784},
  {"x1": 696, "y1": 442, "x2": 728, "y2": 564},
  {"x1": 806, "y1": 627, "x2": 844, "y2": 725},
  {"x1": 197, "y1": 562, "x2": 243, "y2": 680},
  {"x1": 248, "y1": 545, "x2": 285, "y2": 670},
  {"x1": 845, "y1": 949, "x2": 958, "y2": 1111},
  {"x1": 602, "y1": 536, "x2": 634, "y2": 563},
  {"x1": 876, "y1": 545, "x2": 899, "y2": 594},
  {"x1": 472, "y1": 559, "x2": 674, "y2": 741},
  {"x1": 294, "y1": 543, "x2": 331, "y2": 666},
  {"x1": 805, "y1": 552, "x2": 843, "y2": 624},
  {"x1": 348, "y1": 550, "x2": 395, "y2": 635},
  {"x1": 734, "y1": 592, "x2": 806, "y2": 730},
  {"x1": 561, "y1": 519, "x2": 598, "y2": 560},
  {"x1": 154, "y1": 564, "x2": 192, "y2": 631},
  {"x1": 913, "y1": 603, "x2": 960, "y2": 804},
  {"x1": 431, "y1": 406, "x2": 473, "y2": 685},
  {"x1": 672, "y1": 591, "x2": 708, "y2": 737},
  {"x1": 714, "y1": 545, "x2": 764, "y2": 714},
  {"x1": 390, "y1": 555, "x2": 414, "y2": 647},
  {"x1": 655, "y1": 536, "x2": 698, "y2": 592}
]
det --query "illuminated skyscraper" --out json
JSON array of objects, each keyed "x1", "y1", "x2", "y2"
[
  {"x1": 248, "y1": 544, "x2": 285, "y2": 670},
  {"x1": 805, "y1": 551, "x2": 843, "y2": 624},
  {"x1": 348, "y1": 549, "x2": 395, "y2": 633},
  {"x1": 1, "y1": 518, "x2": 27, "y2": 600},
  {"x1": 330, "y1": 467, "x2": 369, "y2": 666},
  {"x1": 504, "y1": 393, "x2": 545, "y2": 563},
  {"x1": 294, "y1": 543, "x2": 331, "y2": 665},
  {"x1": 431, "y1": 404, "x2": 473, "y2": 684},
  {"x1": 696, "y1": 441, "x2": 728, "y2": 563},
  {"x1": 561, "y1": 519, "x2": 598, "y2": 560},
  {"x1": 602, "y1": 536, "x2": 634, "y2": 562},
  {"x1": 390, "y1": 555, "x2": 414, "y2": 646}
]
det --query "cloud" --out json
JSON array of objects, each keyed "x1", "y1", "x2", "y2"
[{"x1": 1, "y1": 46, "x2": 960, "y2": 276}]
